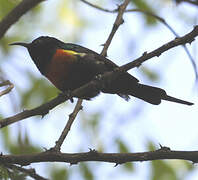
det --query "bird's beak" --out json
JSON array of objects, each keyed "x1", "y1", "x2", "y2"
[{"x1": 9, "y1": 42, "x2": 30, "y2": 48}]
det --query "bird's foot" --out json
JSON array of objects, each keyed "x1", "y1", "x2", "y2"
[{"x1": 59, "y1": 90, "x2": 74, "y2": 103}]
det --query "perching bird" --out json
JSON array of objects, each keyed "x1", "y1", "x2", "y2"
[{"x1": 10, "y1": 36, "x2": 193, "y2": 105}]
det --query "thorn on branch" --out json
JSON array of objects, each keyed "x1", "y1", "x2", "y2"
[
  {"x1": 142, "y1": 51, "x2": 148, "y2": 56},
  {"x1": 157, "y1": 144, "x2": 171, "y2": 152},
  {"x1": 70, "y1": 161, "x2": 78, "y2": 166},
  {"x1": 192, "y1": 161, "x2": 198, "y2": 165},
  {"x1": 174, "y1": 37, "x2": 180, "y2": 40},
  {"x1": 22, "y1": 108, "x2": 27, "y2": 112},
  {"x1": 45, "y1": 146, "x2": 60, "y2": 153},
  {"x1": 41, "y1": 110, "x2": 49, "y2": 118},
  {"x1": 69, "y1": 113, "x2": 75, "y2": 119},
  {"x1": 79, "y1": 105, "x2": 83, "y2": 111},
  {"x1": 117, "y1": 4, "x2": 122, "y2": 11},
  {"x1": 114, "y1": 17, "x2": 124, "y2": 27},
  {"x1": 42, "y1": 147, "x2": 48, "y2": 151},
  {"x1": 114, "y1": 163, "x2": 119, "y2": 167},
  {"x1": 135, "y1": 61, "x2": 142, "y2": 67},
  {"x1": 88, "y1": 148, "x2": 98, "y2": 154},
  {"x1": 189, "y1": 38, "x2": 195, "y2": 44},
  {"x1": 121, "y1": 18, "x2": 124, "y2": 24},
  {"x1": 156, "y1": 51, "x2": 162, "y2": 57},
  {"x1": 70, "y1": 98, "x2": 74, "y2": 103}
]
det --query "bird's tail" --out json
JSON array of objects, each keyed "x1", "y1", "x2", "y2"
[{"x1": 130, "y1": 84, "x2": 193, "y2": 105}]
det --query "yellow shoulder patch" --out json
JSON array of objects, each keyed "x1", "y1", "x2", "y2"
[{"x1": 62, "y1": 49, "x2": 86, "y2": 58}]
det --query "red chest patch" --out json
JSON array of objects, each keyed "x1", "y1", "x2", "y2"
[{"x1": 45, "y1": 49, "x2": 77, "y2": 91}]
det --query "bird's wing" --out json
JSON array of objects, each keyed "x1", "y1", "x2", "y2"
[{"x1": 63, "y1": 43, "x2": 139, "y2": 83}]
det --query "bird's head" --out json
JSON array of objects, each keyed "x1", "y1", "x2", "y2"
[{"x1": 10, "y1": 36, "x2": 64, "y2": 74}]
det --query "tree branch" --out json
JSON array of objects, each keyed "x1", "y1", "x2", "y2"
[
  {"x1": 80, "y1": 0, "x2": 118, "y2": 13},
  {"x1": 53, "y1": 99, "x2": 83, "y2": 151},
  {"x1": 1, "y1": 147, "x2": 198, "y2": 166},
  {"x1": 80, "y1": 0, "x2": 198, "y2": 83},
  {"x1": 100, "y1": 0, "x2": 130, "y2": 56},
  {"x1": 0, "y1": 0, "x2": 45, "y2": 39},
  {"x1": 120, "y1": 26, "x2": 198, "y2": 72},
  {"x1": 3, "y1": 164, "x2": 48, "y2": 180},
  {"x1": 176, "y1": 0, "x2": 198, "y2": 6},
  {"x1": 51, "y1": 0, "x2": 130, "y2": 151},
  {"x1": 0, "y1": 25, "x2": 197, "y2": 128},
  {"x1": 0, "y1": 80, "x2": 14, "y2": 97}
]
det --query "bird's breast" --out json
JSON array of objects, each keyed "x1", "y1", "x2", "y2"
[{"x1": 45, "y1": 49, "x2": 77, "y2": 91}]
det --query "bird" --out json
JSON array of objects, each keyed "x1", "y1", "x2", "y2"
[{"x1": 10, "y1": 36, "x2": 193, "y2": 105}]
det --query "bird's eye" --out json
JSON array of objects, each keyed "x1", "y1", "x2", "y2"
[{"x1": 32, "y1": 38, "x2": 44, "y2": 46}]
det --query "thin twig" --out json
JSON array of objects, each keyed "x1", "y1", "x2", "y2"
[
  {"x1": 1, "y1": 146, "x2": 198, "y2": 165},
  {"x1": 53, "y1": 99, "x2": 83, "y2": 151},
  {"x1": 120, "y1": 26, "x2": 198, "y2": 72},
  {"x1": 80, "y1": 0, "x2": 198, "y2": 84},
  {"x1": 0, "y1": 25, "x2": 197, "y2": 128},
  {"x1": 0, "y1": 0, "x2": 45, "y2": 39},
  {"x1": 126, "y1": 9, "x2": 198, "y2": 81},
  {"x1": 52, "y1": 0, "x2": 130, "y2": 151},
  {"x1": 176, "y1": 0, "x2": 198, "y2": 6},
  {"x1": 101, "y1": 0, "x2": 130, "y2": 56},
  {"x1": 0, "y1": 80, "x2": 14, "y2": 97},
  {"x1": 3, "y1": 164, "x2": 48, "y2": 180},
  {"x1": 80, "y1": 0, "x2": 117, "y2": 13}
]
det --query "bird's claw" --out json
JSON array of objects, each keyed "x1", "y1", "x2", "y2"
[{"x1": 59, "y1": 90, "x2": 74, "y2": 103}]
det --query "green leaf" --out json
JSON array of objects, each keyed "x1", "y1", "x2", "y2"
[
  {"x1": 80, "y1": 163, "x2": 94, "y2": 180},
  {"x1": 0, "y1": 36, "x2": 21, "y2": 54},
  {"x1": 0, "y1": 165, "x2": 27, "y2": 180},
  {"x1": 0, "y1": 0, "x2": 18, "y2": 19},
  {"x1": 116, "y1": 139, "x2": 134, "y2": 171},
  {"x1": 1, "y1": 126, "x2": 41, "y2": 154},
  {"x1": 182, "y1": 160, "x2": 194, "y2": 171},
  {"x1": 116, "y1": 139, "x2": 129, "y2": 153},
  {"x1": 151, "y1": 160, "x2": 177, "y2": 180},
  {"x1": 0, "y1": 165, "x2": 9, "y2": 180},
  {"x1": 20, "y1": 71, "x2": 58, "y2": 108},
  {"x1": 50, "y1": 167, "x2": 68, "y2": 180},
  {"x1": 130, "y1": 0, "x2": 157, "y2": 25},
  {"x1": 81, "y1": 112, "x2": 101, "y2": 133},
  {"x1": 123, "y1": 162, "x2": 134, "y2": 172},
  {"x1": 140, "y1": 66, "x2": 159, "y2": 82},
  {"x1": 147, "y1": 142, "x2": 177, "y2": 180},
  {"x1": 89, "y1": 113, "x2": 100, "y2": 130},
  {"x1": 147, "y1": 141, "x2": 156, "y2": 151},
  {"x1": 1, "y1": 126, "x2": 10, "y2": 148},
  {"x1": 9, "y1": 131, "x2": 41, "y2": 155}
]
